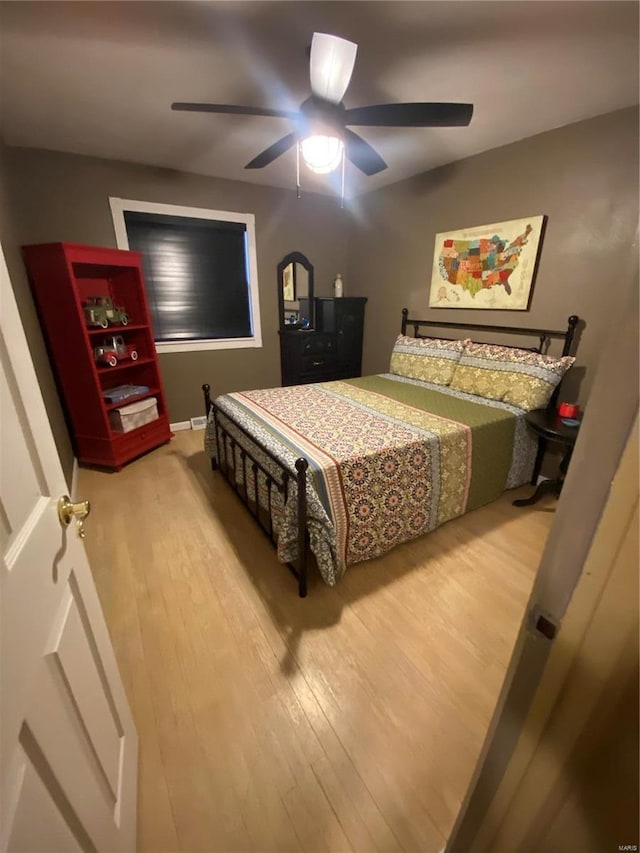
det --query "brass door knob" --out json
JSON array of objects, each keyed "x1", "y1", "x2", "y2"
[{"x1": 58, "y1": 495, "x2": 91, "y2": 539}]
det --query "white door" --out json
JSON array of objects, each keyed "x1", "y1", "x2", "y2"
[{"x1": 0, "y1": 246, "x2": 138, "y2": 852}]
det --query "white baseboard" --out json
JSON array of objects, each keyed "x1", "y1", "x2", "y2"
[{"x1": 170, "y1": 416, "x2": 208, "y2": 432}]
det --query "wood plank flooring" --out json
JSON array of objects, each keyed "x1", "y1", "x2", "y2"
[{"x1": 78, "y1": 430, "x2": 554, "y2": 853}]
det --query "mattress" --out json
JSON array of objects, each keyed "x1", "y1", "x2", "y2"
[{"x1": 205, "y1": 374, "x2": 536, "y2": 585}]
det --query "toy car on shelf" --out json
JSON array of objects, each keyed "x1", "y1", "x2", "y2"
[
  {"x1": 94, "y1": 335, "x2": 138, "y2": 368},
  {"x1": 83, "y1": 296, "x2": 129, "y2": 328}
]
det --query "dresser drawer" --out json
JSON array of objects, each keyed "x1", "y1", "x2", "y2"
[
  {"x1": 299, "y1": 368, "x2": 338, "y2": 384},
  {"x1": 111, "y1": 416, "x2": 172, "y2": 463},
  {"x1": 301, "y1": 353, "x2": 337, "y2": 373},
  {"x1": 279, "y1": 322, "x2": 362, "y2": 386},
  {"x1": 301, "y1": 335, "x2": 335, "y2": 355}
]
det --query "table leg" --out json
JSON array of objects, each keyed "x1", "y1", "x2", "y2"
[
  {"x1": 531, "y1": 436, "x2": 547, "y2": 486},
  {"x1": 513, "y1": 477, "x2": 562, "y2": 507},
  {"x1": 513, "y1": 445, "x2": 574, "y2": 507},
  {"x1": 558, "y1": 445, "x2": 573, "y2": 482}
]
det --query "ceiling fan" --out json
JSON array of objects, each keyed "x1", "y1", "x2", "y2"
[{"x1": 172, "y1": 33, "x2": 473, "y2": 177}]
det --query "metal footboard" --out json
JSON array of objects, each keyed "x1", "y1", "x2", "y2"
[{"x1": 202, "y1": 384, "x2": 309, "y2": 597}]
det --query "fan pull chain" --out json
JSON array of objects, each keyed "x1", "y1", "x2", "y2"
[
  {"x1": 296, "y1": 142, "x2": 301, "y2": 199},
  {"x1": 340, "y1": 146, "x2": 346, "y2": 209}
]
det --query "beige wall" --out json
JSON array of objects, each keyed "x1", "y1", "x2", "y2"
[
  {"x1": 1, "y1": 144, "x2": 349, "y2": 473},
  {"x1": 0, "y1": 145, "x2": 76, "y2": 482},
  {"x1": 2, "y1": 107, "x2": 638, "y2": 477},
  {"x1": 347, "y1": 107, "x2": 639, "y2": 406}
]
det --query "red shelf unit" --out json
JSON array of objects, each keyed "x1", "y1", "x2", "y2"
[{"x1": 23, "y1": 243, "x2": 172, "y2": 470}]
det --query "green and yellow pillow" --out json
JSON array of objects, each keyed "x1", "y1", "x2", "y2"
[
  {"x1": 389, "y1": 335, "x2": 464, "y2": 386},
  {"x1": 450, "y1": 341, "x2": 575, "y2": 411}
]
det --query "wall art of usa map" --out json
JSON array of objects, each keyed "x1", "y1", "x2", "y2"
[{"x1": 429, "y1": 215, "x2": 545, "y2": 310}]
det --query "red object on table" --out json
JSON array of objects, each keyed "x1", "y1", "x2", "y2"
[{"x1": 558, "y1": 402, "x2": 580, "y2": 418}]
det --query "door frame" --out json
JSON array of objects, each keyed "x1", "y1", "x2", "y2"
[{"x1": 447, "y1": 263, "x2": 639, "y2": 851}]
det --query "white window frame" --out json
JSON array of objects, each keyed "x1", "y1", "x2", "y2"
[{"x1": 109, "y1": 197, "x2": 262, "y2": 353}]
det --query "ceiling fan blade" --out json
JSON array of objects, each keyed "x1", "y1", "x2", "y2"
[
  {"x1": 245, "y1": 132, "x2": 298, "y2": 169},
  {"x1": 172, "y1": 102, "x2": 299, "y2": 120},
  {"x1": 310, "y1": 33, "x2": 357, "y2": 105},
  {"x1": 344, "y1": 102, "x2": 474, "y2": 128},
  {"x1": 344, "y1": 129, "x2": 387, "y2": 176}
]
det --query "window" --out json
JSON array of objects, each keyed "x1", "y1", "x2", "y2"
[{"x1": 110, "y1": 198, "x2": 262, "y2": 353}]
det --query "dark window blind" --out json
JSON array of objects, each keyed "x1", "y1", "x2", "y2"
[{"x1": 124, "y1": 211, "x2": 252, "y2": 341}]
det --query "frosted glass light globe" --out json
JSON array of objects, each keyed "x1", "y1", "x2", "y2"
[{"x1": 300, "y1": 135, "x2": 344, "y2": 174}]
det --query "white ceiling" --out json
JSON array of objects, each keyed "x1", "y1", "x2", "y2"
[{"x1": 1, "y1": 1, "x2": 638, "y2": 198}]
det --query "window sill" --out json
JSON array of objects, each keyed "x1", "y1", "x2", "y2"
[{"x1": 155, "y1": 337, "x2": 262, "y2": 354}]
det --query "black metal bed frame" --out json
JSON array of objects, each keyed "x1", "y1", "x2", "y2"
[{"x1": 204, "y1": 310, "x2": 579, "y2": 598}]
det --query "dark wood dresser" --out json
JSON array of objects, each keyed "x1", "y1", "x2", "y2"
[{"x1": 279, "y1": 296, "x2": 367, "y2": 386}]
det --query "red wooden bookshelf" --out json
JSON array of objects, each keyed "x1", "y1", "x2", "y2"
[{"x1": 23, "y1": 242, "x2": 172, "y2": 470}]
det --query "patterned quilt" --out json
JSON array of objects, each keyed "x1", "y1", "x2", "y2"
[{"x1": 205, "y1": 375, "x2": 536, "y2": 585}]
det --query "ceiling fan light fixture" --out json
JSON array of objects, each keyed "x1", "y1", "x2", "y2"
[
  {"x1": 300, "y1": 134, "x2": 344, "y2": 174},
  {"x1": 173, "y1": 33, "x2": 474, "y2": 180},
  {"x1": 309, "y1": 33, "x2": 358, "y2": 105}
]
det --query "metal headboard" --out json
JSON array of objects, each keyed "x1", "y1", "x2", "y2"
[
  {"x1": 400, "y1": 309, "x2": 580, "y2": 409},
  {"x1": 401, "y1": 309, "x2": 578, "y2": 356}
]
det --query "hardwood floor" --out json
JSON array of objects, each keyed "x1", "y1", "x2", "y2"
[{"x1": 79, "y1": 430, "x2": 554, "y2": 853}]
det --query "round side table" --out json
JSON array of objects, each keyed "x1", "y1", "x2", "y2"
[{"x1": 513, "y1": 408, "x2": 581, "y2": 507}]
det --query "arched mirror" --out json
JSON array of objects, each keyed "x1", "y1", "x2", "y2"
[{"x1": 277, "y1": 252, "x2": 314, "y2": 331}]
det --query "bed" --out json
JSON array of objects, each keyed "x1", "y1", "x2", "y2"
[{"x1": 204, "y1": 310, "x2": 579, "y2": 597}]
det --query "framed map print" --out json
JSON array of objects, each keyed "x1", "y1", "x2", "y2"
[{"x1": 429, "y1": 215, "x2": 546, "y2": 310}]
